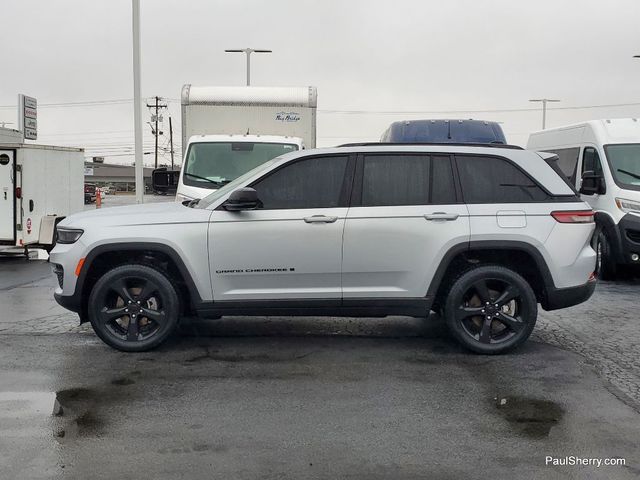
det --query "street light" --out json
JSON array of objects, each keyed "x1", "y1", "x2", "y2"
[
  {"x1": 224, "y1": 48, "x2": 272, "y2": 86},
  {"x1": 132, "y1": 0, "x2": 144, "y2": 204},
  {"x1": 529, "y1": 98, "x2": 561, "y2": 130}
]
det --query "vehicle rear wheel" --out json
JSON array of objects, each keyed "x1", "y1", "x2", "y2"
[
  {"x1": 594, "y1": 227, "x2": 617, "y2": 280},
  {"x1": 88, "y1": 264, "x2": 180, "y2": 352},
  {"x1": 444, "y1": 265, "x2": 537, "y2": 354}
]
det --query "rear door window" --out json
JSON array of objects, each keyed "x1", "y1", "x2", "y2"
[
  {"x1": 360, "y1": 154, "x2": 456, "y2": 206},
  {"x1": 456, "y1": 155, "x2": 549, "y2": 203}
]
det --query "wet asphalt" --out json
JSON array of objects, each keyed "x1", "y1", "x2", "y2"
[
  {"x1": 0, "y1": 195, "x2": 639, "y2": 479},
  {"x1": 1, "y1": 327, "x2": 639, "y2": 479}
]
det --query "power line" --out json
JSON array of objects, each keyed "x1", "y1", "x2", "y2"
[
  {"x1": 0, "y1": 98, "x2": 133, "y2": 109},
  {"x1": 3, "y1": 97, "x2": 639, "y2": 114},
  {"x1": 0, "y1": 98, "x2": 180, "y2": 109},
  {"x1": 318, "y1": 101, "x2": 640, "y2": 115}
]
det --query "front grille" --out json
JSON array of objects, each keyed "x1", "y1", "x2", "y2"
[
  {"x1": 52, "y1": 264, "x2": 64, "y2": 288},
  {"x1": 626, "y1": 229, "x2": 640, "y2": 244}
]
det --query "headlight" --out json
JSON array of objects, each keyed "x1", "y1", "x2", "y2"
[
  {"x1": 615, "y1": 198, "x2": 640, "y2": 214},
  {"x1": 56, "y1": 228, "x2": 84, "y2": 244}
]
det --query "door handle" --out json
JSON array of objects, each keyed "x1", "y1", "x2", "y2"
[
  {"x1": 424, "y1": 212, "x2": 459, "y2": 221},
  {"x1": 303, "y1": 215, "x2": 338, "y2": 224}
]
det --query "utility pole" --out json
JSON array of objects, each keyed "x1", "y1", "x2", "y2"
[
  {"x1": 132, "y1": 0, "x2": 144, "y2": 204},
  {"x1": 154, "y1": 96, "x2": 158, "y2": 169},
  {"x1": 224, "y1": 48, "x2": 272, "y2": 85},
  {"x1": 169, "y1": 116, "x2": 174, "y2": 170},
  {"x1": 529, "y1": 98, "x2": 561, "y2": 129},
  {"x1": 146, "y1": 96, "x2": 167, "y2": 169}
]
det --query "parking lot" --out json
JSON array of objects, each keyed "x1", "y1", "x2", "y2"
[{"x1": 1, "y1": 195, "x2": 639, "y2": 478}]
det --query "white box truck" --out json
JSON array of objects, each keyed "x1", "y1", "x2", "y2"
[
  {"x1": 527, "y1": 118, "x2": 640, "y2": 279},
  {"x1": 0, "y1": 141, "x2": 84, "y2": 254},
  {"x1": 175, "y1": 85, "x2": 317, "y2": 201}
]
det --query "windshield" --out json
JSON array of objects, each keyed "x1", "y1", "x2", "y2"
[
  {"x1": 604, "y1": 144, "x2": 640, "y2": 191},
  {"x1": 182, "y1": 141, "x2": 298, "y2": 189},
  {"x1": 195, "y1": 158, "x2": 279, "y2": 209}
]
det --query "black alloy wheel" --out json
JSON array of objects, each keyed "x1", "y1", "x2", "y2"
[
  {"x1": 88, "y1": 264, "x2": 180, "y2": 352},
  {"x1": 444, "y1": 265, "x2": 537, "y2": 354}
]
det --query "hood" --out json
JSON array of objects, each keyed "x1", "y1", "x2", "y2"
[{"x1": 59, "y1": 202, "x2": 212, "y2": 228}]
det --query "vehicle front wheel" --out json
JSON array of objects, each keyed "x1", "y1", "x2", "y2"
[
  {"x1": 88, "y1": 264, "x2": 180, "y2": 352},
  {"x1": 444, "y1": 265, "x2": 537, "y2": 354}
]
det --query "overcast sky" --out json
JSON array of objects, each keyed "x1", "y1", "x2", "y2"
[{"x1": 1, "y1": 0, "x2": 639, "y2": 165}]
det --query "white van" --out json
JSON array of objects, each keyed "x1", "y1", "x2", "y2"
[
  {"x1": 527, "y1": 119, "x2": 640, "y2": 278},
  {"x1": 176, "y1": 134, "x2": 302, "y2": 202}
]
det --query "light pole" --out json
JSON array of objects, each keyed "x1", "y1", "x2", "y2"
[
  {"x1": 132, "y1": 0, "x2": 144, "y2": 204},
  {"x1": 529, "y1": 98, "x2": 561, "y2": 130},
  {"x1": 224, "y1": 48, "x2": 272, "y2": 86}
]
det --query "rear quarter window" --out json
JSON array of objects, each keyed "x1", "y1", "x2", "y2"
[
  {"x1": 456, "y1": 155, "x2": 549, "y2": 203},
  {"x1": 538, "y1": 148, "x2": 580, "y2": 184}
]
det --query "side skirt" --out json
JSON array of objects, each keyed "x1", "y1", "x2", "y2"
[{"x1": 195, "y1": 297, "x2": 434, "y2": 319}]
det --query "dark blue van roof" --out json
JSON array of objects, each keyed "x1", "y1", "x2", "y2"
[{"x1": 380, "y1": 119, "x2": 507, "y2": 144}]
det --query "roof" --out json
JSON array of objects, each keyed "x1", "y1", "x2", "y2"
[
  {"x1": 528, "y1": 118, "x2": 640, "y2": 147},
  {"x1": 182, "y1": 85, "x2": 317, "y2": 107},
  {"x1": 186, "y1": 134, "x2": 304, "y2": 145},
  {"x1": 339, "y1": 142, "x2": 522, "y2": 150},
  {"x1": 0, "y1": 143, "x2": 83, "y2": 152}
]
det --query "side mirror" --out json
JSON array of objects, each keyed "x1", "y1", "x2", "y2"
[
  {"x1": 224, "y1": 187, "x2": 260, "y2": 211},
  {"x1": 579, "y1": 170, "x2": 605, "y2": 196}
]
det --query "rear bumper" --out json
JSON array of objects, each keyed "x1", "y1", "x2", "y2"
[{"x1": 542, "y1": 278, "x2": 596, "y2": 311}]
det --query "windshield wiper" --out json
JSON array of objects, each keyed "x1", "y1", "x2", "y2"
[
  {"x1": 183, "y1": 172, "x2": 229, "y2": 187},
  {"x1": 617, "y1": 168, "x2": 640, "y2": 181}
]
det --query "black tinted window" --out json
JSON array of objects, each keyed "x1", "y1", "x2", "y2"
[
  {"x1": 456, "y1": 155, "x2": 548, "y2": 203},
  {"x1": 361, "y1": 154, "x2": 456, "y2": 206},
  {"x1": 543, "y1": 147, "x2": 580, "y2": 183},
  {"x1": 582, "y1": 147, "x2": 603, "y2": 176},
  {"x1": 382, "y1": 120, "x2": 506, "y2": 144},
  {"x1": 252, "y1": 155, "x2": 348, "y2": 209}
]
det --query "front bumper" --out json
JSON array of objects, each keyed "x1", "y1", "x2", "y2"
[
  {"x1": 54, "y1": 291, "x2": 82, "y2": 314},
  {"x1": 543, "y1": 278, "x2": 597, "y2": 311},
  {"x1": 618, "y1": 213, "x2": 640, "y2": 265}
]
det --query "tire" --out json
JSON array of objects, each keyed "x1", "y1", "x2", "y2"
[
  {"x1": 594, "y1": 227, "x2": 617, "y2": 280},
  {"x1": 88, "y1": 264, "x2": 180, "y2": 352},
  {"x1": 444, "y1": 265, "x2": 537, "y2": 355}
]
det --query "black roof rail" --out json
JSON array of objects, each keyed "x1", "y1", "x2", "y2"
[{"x1": 337, "y1": 142, "x2": 524, "y2": 150}]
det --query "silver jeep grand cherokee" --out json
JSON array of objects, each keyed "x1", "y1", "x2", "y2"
[{"x1": 51, "y1": 143, "x2": 596, "y2": 353}]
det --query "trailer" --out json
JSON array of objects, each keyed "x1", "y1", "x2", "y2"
[
  {"x1": 0, "y1": 142, "x2": 84, "y2": 254},
  {"x1": 180, "y1": 85, "x2": 318, "y2": 152},
  {"x1": 172, "y1": 85, "x2": 318, "y2": 201}
]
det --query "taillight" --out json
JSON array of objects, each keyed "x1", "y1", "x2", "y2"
[
  {"x1": 15, "y1": 187, "x2": 21, "y2": 199},
  {"x1": 551, "y1": 210, "x2": 594, "y2": 223}
]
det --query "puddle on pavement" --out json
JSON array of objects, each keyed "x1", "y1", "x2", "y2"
[
  {"x1": 184, "y1": 348, "x2": 315, "y2": 364},
  {"x1": 111, "y1": 377, "x2": 135, "y2": 386},
  {"x1": 0, "y1": 391, "x2": 57, "y2": 436},
  {"x1": 495, "y1": 396, "x2": 564, "y2": 439},
  {"x1": 52, "y1": 380, "x2": 137, "y2": 439},
  {"x1": 0, "y1": 391, "x2": 63, "y2": 476}
]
